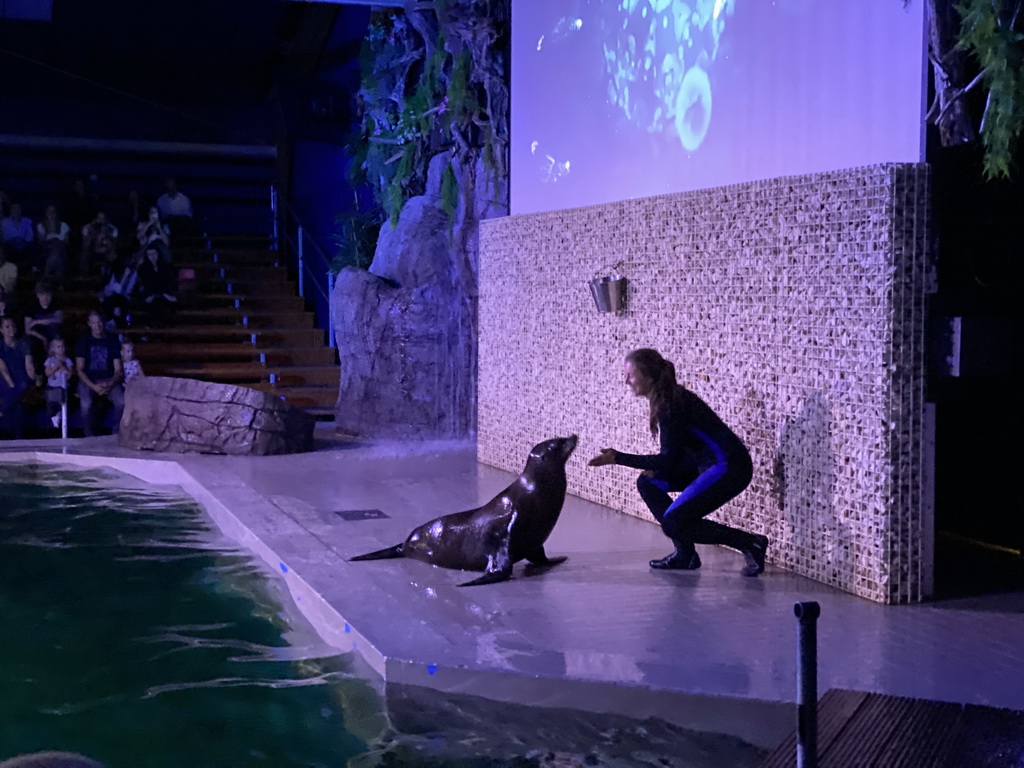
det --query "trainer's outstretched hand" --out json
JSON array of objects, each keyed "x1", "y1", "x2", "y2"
[{"x1": 588, "y1": 448, "x2": 618, "y2": 467}]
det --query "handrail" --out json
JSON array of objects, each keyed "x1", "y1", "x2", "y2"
[{"x1": 273, "y1": 192, "x2": 337, "y2": 348}]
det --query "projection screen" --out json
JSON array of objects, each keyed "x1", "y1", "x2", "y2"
[{"x1": 511, "y1": 0, "x2": 927, "y2": 215}]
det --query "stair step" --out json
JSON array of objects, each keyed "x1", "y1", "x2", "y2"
[
  {"x1": 57, "y1": 291, "x2": 305, "y2": 312},
  {"x1": 174, "y1": 261, "x2": 289, "y2": 279},
  {"x1": 264, "y1": 365, "x2": 339, "y2": 388},
  {"x1": 260, "y1": 346, "x2": 337, "y2": 366},
  {"x1": 304, "y1": 406, "x2": 336, "y2": 422},
  {"x1": 139, "y1": 362, "x2": 337, "y2": 389},
  {"x1": 181, "y1": 248, "x2": 281, "y2": 266},
  {"x1": 251, "y1": 384, "x2": 338, "y2": 409},
  {"x1": 187, "y1": 294, "x2": 305, "y2": 312},
  {"x1": 136, "y1": 342, "x2": 334, "y2": 366},
  {"x1": 178, "y1": 234, "x2": 275, "y2": 248},
  {"x1": 136, "y1": 342, "x2": 261, "y2": 362},
  {"x1": 124, "y1": 326, "x2": 325, "y2": 346},
  {"x1": 171, "y1": 309, "x2": 315, "y2": 328},
  {"x1": 148, "y1": 362, "x2": 267, "y2": 383}
]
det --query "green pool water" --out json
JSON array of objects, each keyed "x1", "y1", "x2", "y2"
[
  {"x1": 0, "y1": 462, "x2": 771, "y2": 768},
  {"x1": 0, "y1": 463, "x2": 381, "y2": 768}
]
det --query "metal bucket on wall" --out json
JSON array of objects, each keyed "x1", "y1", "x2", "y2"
[{"x1": 589, "y1": 270, "x2": 627, "y2": 314}]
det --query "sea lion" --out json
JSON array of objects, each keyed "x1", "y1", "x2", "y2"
[{"x1": 351, "y1": 435, "x2": 578, "y2": 586}]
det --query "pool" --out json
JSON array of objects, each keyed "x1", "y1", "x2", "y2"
[
  {"x1": 0, "y1": 460, "x2": 771, "y2": 768},
  {"x1": 0, "y1": 463, "x2": 383, "y2": 767}
]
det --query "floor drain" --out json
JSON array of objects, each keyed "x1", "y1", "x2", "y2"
[{"x1": 333, "y1": 509, "x2": 388, "y2": 521}]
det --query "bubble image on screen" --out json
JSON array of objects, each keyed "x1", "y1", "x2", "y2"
[{"x1": 512, "y1": 0, "x2": 926, "y2": 215}]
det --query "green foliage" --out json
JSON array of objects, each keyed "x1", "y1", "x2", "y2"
[
  {"x1": 331, "y1": 203, "x2": 384, "y2": 274},
  {"x1": 956, "y1": 0, "x2": 1024, "y2": 178},
  {"x1": 440, "y1": 163, "x2": 459, "y2": 219},
  {"x1": 447, "y1": 51, "x2": 478, "y2": 123},
  {"x1": 345, "y1": 4, "x2": 507, "y2": 235}
]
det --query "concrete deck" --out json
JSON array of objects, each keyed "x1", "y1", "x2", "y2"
[{"x1": 2, "y1": 429, "x2": 1022, "y2": 750}]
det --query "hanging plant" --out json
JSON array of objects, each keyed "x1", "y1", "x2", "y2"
[{"x1": 345, "y1": 1, "x2": 508, "y2": 231}]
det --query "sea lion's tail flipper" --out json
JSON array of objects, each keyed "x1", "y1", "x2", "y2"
[{"x1": 350, "y1": 544, "x2": 403, "y2": 561}]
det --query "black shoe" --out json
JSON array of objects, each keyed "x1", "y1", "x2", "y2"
[
  {"x1": 741, "y1": 534, "x2": 769, "y2": 577},
  {"x1": 650, "y1": 549, "x2": 701, "y2": 570}
]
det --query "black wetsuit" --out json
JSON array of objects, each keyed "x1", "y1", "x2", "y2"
[{"x1": 615, "y1": 386, "x2": 754, "y2": 556}]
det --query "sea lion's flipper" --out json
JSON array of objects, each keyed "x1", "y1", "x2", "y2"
[
  {"x1": 525, "y1": 546, "x2": 567, "y2": 567},
  {"x1": 458, "y1": 529, "x2": 513, "y2": 586},
  {"x1": 349, "y1": 544, "x2": 403, "y2": 561}
]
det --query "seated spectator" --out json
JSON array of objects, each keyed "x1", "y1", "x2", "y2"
[
  {"x1": 0, "y1": 315, "x2": 36, "y2": 439},
  {"x1": 137, "y1": 245, "x2": 177, "y2": 326},
  {"x1": 121, "y1": 340, "x2": 144, "y2": 383},
  {"x1": 0, "y1": 288, "x2": 11, "y2": 320},
  {"x1": 1, "y1": 202, "x2": 34, "y2": 259},
  {"x1": 75, "y1": 309, "x2": 124, "y2": 437},
  {"x1": 43, "y1": 336, "x2": 74, "y2": 430},
  {"x1": 136, "y1": 206, "x2": 171, "y2": 258},
  {"x1": 98, "y1": 253, "x2": 139, "y2": 331},
  {"x1": 80, "y1": 211, "x2": 120, "y2": 279},
  {"x1": 156, "y1": 176, "x2": 193, "y2": 238},
  {"x1": 36, "y1": 205, "x2": 72, "y2": 281},
  {"x1": 0, "y1": 242, "x2": 17, "y2": 297},
  {"x1": 24, "y1": 282, "x2": 64, "y2": 360}
]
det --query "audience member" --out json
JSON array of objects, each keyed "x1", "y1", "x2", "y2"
[
  {"x1": 0, "y1": 315, "x2": 36, "y2": 439},
  {"x1": 80, "y1": 211, "x2": 120, "y2": 279},
  {"x1": 0, "y1": 242, "x2": 17, "y2": 297},
  {"x1": 24, "y1": 282, "x2": 64, "y2": 358},
  {"x1": 43, "y1": 336, "x2": 74, "y2": 430},
  {"x1": 156, "y1": 176, "x2": 193, "y2": 237},
  {"x1": 75, "y1": 310, "x2": 124, "y2": 437},
  {"x1": 136, "y1": 206, "x2": 171, "y2": 257},
  {"x1": 1, "y1": 202, "x2": 34, "y2": 258},
  {"x1": 137, "y1": 244, "x2": 177, "y2": 326},
  {"x1": 98, "y1": 253, "x2": 140, "y2": 331},
  {"x1": 121, "y1": 340, "x2": 144, "y2": 382},
  {"x1": 36, "y1": 205, "x2": 71, "y2": 280}
]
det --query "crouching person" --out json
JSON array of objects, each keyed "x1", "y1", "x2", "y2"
[{"x1": 75, "y1": 310, "x2": 124, "y2": 437}]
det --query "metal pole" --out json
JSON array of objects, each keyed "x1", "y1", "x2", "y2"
[
  {"x1": 794, "y1": 601, "x2": 820, "y2": 768},
  {"x1": 327, "y1": 270, "x2": 336, "y2": 348},
  {"x1": 60, "y1": 389, "x2": 68, "y2": 441},
  {"x1": 270, "y1": 185, "x2": 279, "y2": 249},
  {"x1": 297, "y1": 224, "x2": 305, "y2": 298}
]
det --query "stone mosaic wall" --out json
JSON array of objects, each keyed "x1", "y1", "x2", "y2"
[{"x1": 477, "y1": 164, "x2": 932, "y2": 604}]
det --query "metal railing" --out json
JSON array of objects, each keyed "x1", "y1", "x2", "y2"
[{"x1": 272, "y1": 188, "x2": 336, "y2": 349}]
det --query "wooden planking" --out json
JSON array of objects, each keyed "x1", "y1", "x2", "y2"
[{"x1": 761, "y1": 689, "x2": 1024, "y2": 768}]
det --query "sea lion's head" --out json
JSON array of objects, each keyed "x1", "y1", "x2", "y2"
[{"x1": 527, "y1": 435, "x2": 578, "y2": 469}]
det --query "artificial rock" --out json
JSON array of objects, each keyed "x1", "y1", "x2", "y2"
[{"x1": 118, "y1": 376, "x2": 315, "y2": 456}]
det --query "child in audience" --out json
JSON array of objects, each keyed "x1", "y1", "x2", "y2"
[
  {"x1": 121, "y1": 341, "x2": 144, "y2": 382},
  {"x1": 44, "y1": 336, "x2": 74, "y2": 429}
]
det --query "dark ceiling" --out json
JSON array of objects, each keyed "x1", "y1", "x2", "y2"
[{"x1": 0, "y1": 0, "x2": 336, "y2": 106}]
